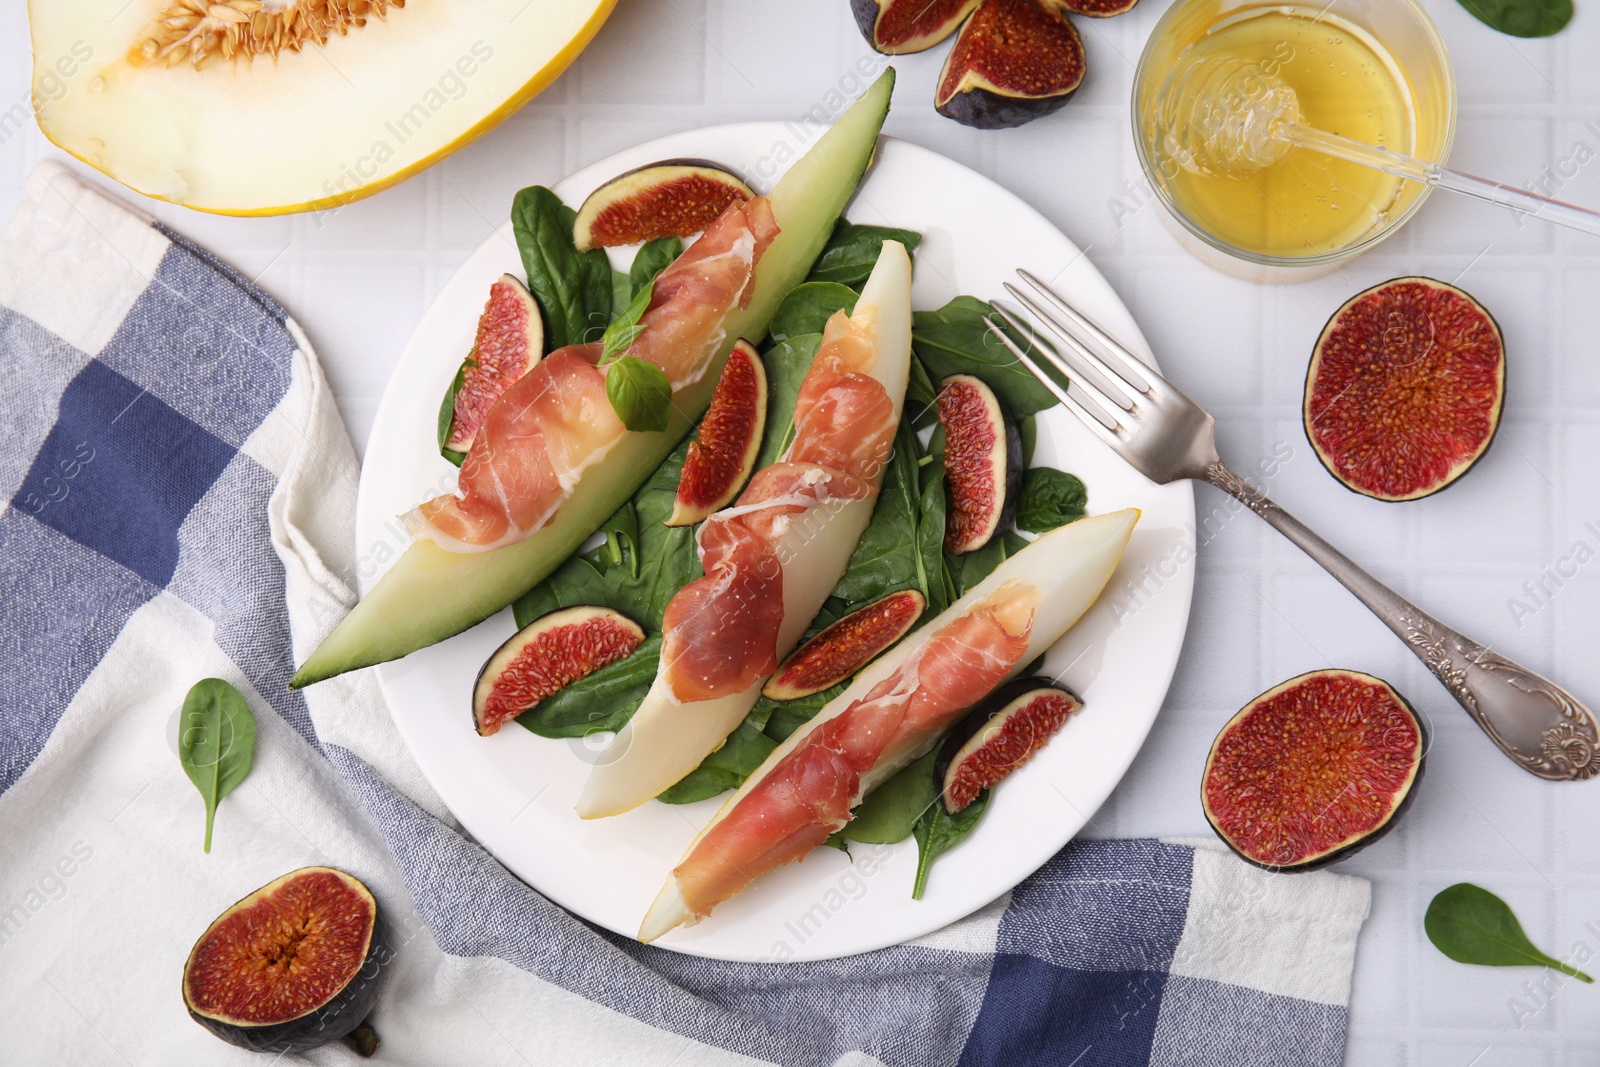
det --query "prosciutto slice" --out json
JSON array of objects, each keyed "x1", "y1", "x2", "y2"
[{"x1": 416, "y1": 196, "x2": 780, "y2": 551}]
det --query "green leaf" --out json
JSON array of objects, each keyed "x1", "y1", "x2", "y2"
[
  {"x1": 912, "y1": 789, "x2": 989, "y2": 899},
  {"x1": 1425, "y1": 883, "x2": 1594, "y2": 981},
  {"x1": 518, "y1": 636, "x2": 662, "y2": 738},
  {"x1": 436, "y1": 357, "x2": 472, "y2": 467},
  {"x1": 605, "y1": 354, "x2": 673, "y2": 433},
  {"x1": 629, "y1": 237, "x2": 683, "y2": 296},
  {"x1": 808, "y1": 221, "x2": 924, "y2": 287},
  {"x1": 1019, "y1": 414, "x2": 1038, "y2": 467},
  {"x1": 756, "y1": 334, "x2": 823, "y2": 471},
  {"x1": 950, "y1": 530, "x2": 1030, "y2": 599},
  {"x1": 1015, "y1": 467, "x2": 1087, "y2": 534},
  {"x1": 769, "y1": 282, "x2": 858, "y2": 344},
  {"x1": 912, "y1": 296, "x2": 1061, "y2": 417},
  {"x1": 511, "y1": 185, "x2": 613, "y2": 348},
  {"x1": 907, "y1": 353, "x2": 940, "y2": 431},
  {"x1": 601, "y1": 284, "x2": 655, "y2": 365},
  {"x1": 1455, "y1": 0, "x2": 1571, "y2": 37},
  {"x1": 176, "y1": 678, "x2": 257, "y2": 854},
  {"x1": 831, "y1": 421, "x2": 925, "y2": 606},
  {"x1": 610, "y1": 269, "x2": 633, "y2": 318},
  {"x1": 657, "y1": 720, "x2": 779, "y2": 804},
  {"x1": 844, "y1": 751, "x2": 939, "y2": 844},
  {"x1": 917, "y1": 463, "x2": 950, "y2": 615}
]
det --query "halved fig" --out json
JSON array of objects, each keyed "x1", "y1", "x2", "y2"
[
  {"x1": 1203, "y1": 669, "x2": 1427, "y2": 871},
  {"x1": 440, "y1": 275, "x2": 545, "y2": 461},
  {"x1": 183, "y1": 867, "x2": 382, "y2": 1056},
  {"x1": 938, "y1": 373, "x2": 1023, "y2": 554},
  {"x1": 473, "y1": 606, "x2": 644, "y2": 736},
  {"x1": 762, "y1": 589, "x2": 926, "y2": 701},
  {"x1": 853, "y1": 0, "x2": 980, "y2": 54},
  {"x1": 1056, "y1": 0, "x2": 1140, "y2": 15},
  {"x1": 935, "y1": 0, "x2": 1087, "y2": 130},
  {"x1": 935, "y1": 677, "x2": 1082, "y2": 813},
  {"x1": 573, "y1": 160, "x2": 754, "y2": 251},
  {"x1": 1305, "y1": 277, "x2": 1505, "y2": 502},
  {"x1": 668, "y1": 340, "x2": 768, "y2": 527}
]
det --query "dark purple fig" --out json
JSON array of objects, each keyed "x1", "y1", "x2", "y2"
[
  {"x1": 1203, "y1": 669, "x2": 1427, "y2": 871},
  {"x1": 935, "y1": 0, "x2": 1087, "y2": 130},
  {"x1": 473, "y1": 606, "x2": 644, "y2": 736},
  {"x1": 183, "y1": 867, "x2": 383, "y2": 1057},
  {"x1": 935, "y1": 677, "x2": 1082, "y2": 813},
  {"x1": 1056, "y1": 0, "x2": 1139, "y2": 15},
  {"x1": 937, "y1": 373, "x2": 1022, "y2": 554},
  {"x1": 852, "y1": 0, "x2": 980, "y2": 54},
  {"x1": 573, "y1": 159, "x2": 753, "y2": 251}
]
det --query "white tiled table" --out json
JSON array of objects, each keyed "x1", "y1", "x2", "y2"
[{"x1": 5, "y1": 1, "x2": 1598, "y2": 1061}]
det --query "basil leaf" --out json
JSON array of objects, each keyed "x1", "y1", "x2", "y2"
[
  {"x1": 657, "y1": 720, "x2": 778, "y2": 804},
  {"x1": 808, "y1": 222, "x2": 924, "y2": 287},
  {"x1": 629, "y1": 237, "x2": 682, "y2": 296},
  {"x1": 518, "y1": 636, "x2": 662, "y2": 738},
  {"x1": 756, "y1": 334, "x2": 823, "y2": 470},
  {"x1": 769, "y1": 282, "x2": 858, "y2": 344},
  {"x1": 1455, "y1": 0, "x2": 1571, "y2": 37},
  {"x1": 177, "y1": 678, "x2": 257, "y2": 854},
  {"x1": 912, "y1": 296, "x2": 1060, "y2": 417},
  {"x1": 436, "y1": 356, "x2": 472, "y2": 468},
  {"x1": 912, "y1": 789, "x2": 989, "y2": 899},
  {"x1": 844, "y1": 750, "x2": 939, "y2": 844},
  {"x1": 511, "y1": 185, "x2": 613, "y2": 348},
  {"x1": 601, "y1": 285, "x2": 655, "y2": 364},
  {"x1": 1015, "y1": 467, "x2": 1087, "y2": 534},
  {"x1": 605, "y1": 354, "x2": 673, "y2": 433},
  {"x1": 1426, "y1": 883, "x2": 1594, "y2": 981}
]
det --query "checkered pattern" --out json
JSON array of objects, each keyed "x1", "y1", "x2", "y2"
[{"x1": 0, "y1": 163, "x2": 1369, "y2": 1066}]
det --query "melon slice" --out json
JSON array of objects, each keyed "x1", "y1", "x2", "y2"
[{"x1": 28, "y1": 0, "x2": 615, "y2": 215}]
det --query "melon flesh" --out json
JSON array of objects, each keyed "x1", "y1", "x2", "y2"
[{"x1": 29, "y1": 0, "x2": 615, "y2": 215}]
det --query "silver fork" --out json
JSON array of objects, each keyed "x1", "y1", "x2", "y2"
[{"x1": 989, "y1": 269, "x2": 1600, "y2": 782}]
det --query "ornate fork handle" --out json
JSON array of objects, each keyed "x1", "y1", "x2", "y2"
[{"x1": 1205, "y1": 462, "x2": 1600, "y2": 781}]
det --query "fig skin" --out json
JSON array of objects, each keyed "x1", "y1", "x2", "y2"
[
  {"x1": 762, "y1": 589, "x2": 926, "y2": 701},
  {"x1": 182, "y1": 867, "x2": 385, "y2": 1056},
  {"x1": 1056, "y1": 0, "x2": 1139, "y2": 15},
  {"x1": 938, "y1": 374, "x2": 1023, "y2": 554},
  {"x1": 1201, "y1": 670, "x2": 1428, "y2": 873},
  {"x1": 473, "y1": 606, "x2": 645, "y2": 736},
  {"x1": 934, "y1": 0, "x2": 1087, "y2": 130},
  {"x1": 1304, "y1": 276, "x2": 1506, "y2": 503},
  {"x1": 853, "y1": 0, "x2": 981, "y2": 54},
  {"x1": 573, "y1": 159, "x2": 752, "y2": 251},
  {"x1": 668, "y1": 340, "x2": 768, "y2": 528},
  {"x1": 934, "y1": 677, "x2": 1081, "y2": 813}
]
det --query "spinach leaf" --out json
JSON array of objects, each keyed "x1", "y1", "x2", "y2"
[
  {"x1": 657, "y1": 720, "x2": 778, "y2": 804},
  {"x1": 1455, "y1": 0, "x2": 1571, "y2": 37},
  {"x1": 760, "y1": 682, "x2": 847, "y2": 743},
  {"x1": 917, "y1": 463, "x2": 951, "y2": 615},
  {"x1": 511, "y1": 185, "x2": 612, "y2": 348},
  {"x1": 757, "y1": 334, "x2": 823, "y2": 471},
  {"x1": 832, "y1": 421, "x2": 925, "y2": 606},
  {"x1": 1425, "y1": 883, "x2": 1594, "y2": 981},
  {"x1": 808, "y1": 222, "x2": 924, "y2": 287},
  {"x1": 1019, "y1": 414, "x2": 1038, "y2": 467},
  {"x1": 912, "y1": 296, "x2": 1060, "y2": 417},
  {"x1": 907, "y1": 352, "x2": 940, "y2": 431},
  {"x1": 436, "y1": 357, "x2": 471, "y2": 467},
  {"x1": 518, "y1": 636, "x2": 661, "y2": 738},
  {"x1": 769, "y1": 282, "x2": 858, "y2": 344},
  {"x1": 912, "y1": 789, "x2": 989, "y2": 899},
  {"x1": 1015, "y1": 467, "x2": 1087, "y2": 534},
  {"x1": 844, "y1": 751, "x2": 938, "y2": 844},
  {"x1": 629, "y1": 237, "x2": 682, "y2": 296},
  {"x1": 610, "y1": 269, "x2": 633, "y2": 319},
  {"x1": 951, "y1": 530, "x2": 1030, "y2": 599},
  {"x1": 177, "y1": 678, "x2": 257, "y2": 854}
]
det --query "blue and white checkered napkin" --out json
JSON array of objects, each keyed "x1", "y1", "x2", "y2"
[{"x1": 0, "y1": 162, "x2": 1371, "y2": 1066}]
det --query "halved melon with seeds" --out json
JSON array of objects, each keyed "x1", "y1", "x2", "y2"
[{"x1": 28, "y1": 0, "x2": 615, "y2": 215}]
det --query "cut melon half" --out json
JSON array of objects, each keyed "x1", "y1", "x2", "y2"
[{"x1": 29, "y1": 0, "x2": 616, "y2": 215}]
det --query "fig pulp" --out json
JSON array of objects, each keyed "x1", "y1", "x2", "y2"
[
  {"x1": 442, "y1": 274, "x2": 544, "y2": 458},
  {"x1": 935, "y1": 0, "x2": 1087, "y2": 129},
  {"x1": 936, "y1": 677, "x2": 1081, "y2": 813},
  {"x1": 762, "y1": 589, "x2": 926, "y2": 701},
  {"x1": 1305, "y1": 276, "x2": 1505, "y2": 502},
  {"x1": 1203, "y1": 669, "x2": 1426, "y2": 871},
  {"x1": 573, "y1": 160, "x2": 754, "y2": 251},
  {"x1": 854, "y1": 0, "x2": 980, "y2": 53},
  {"x1": 183, "y1": 867, "x2": 382, "y2": 1056},
  {"x1": 473, "y1": 606, "x2": 644, "y2": 736},
  {"x1": 668, "y1": 340, "x2": 768, "y2": 527},
  {"x1": 938, "y1": 373, "x2": 1022, "y2": 554},
  {"x1": 1056, "y1": 0, "x2": 1139, "y2": 14}
]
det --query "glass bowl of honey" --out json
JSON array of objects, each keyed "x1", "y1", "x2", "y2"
[{"x1": 1133, "y1": 0, "x2": 1456, "y2": 278}]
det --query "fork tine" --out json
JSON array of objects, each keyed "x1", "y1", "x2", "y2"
[
  {"x1": 1017, "y1": 268, "x2": 1158, "y2": 395},
  {"x1": 990, "y1": 303, "x2": 1137, "y2": 429},
  {"x1": 983, "y1": 318, "x2": 1130, "y2": 459},
  {"x1": 1003, "y1": 284, "x2": 1142, "y2": 412}
]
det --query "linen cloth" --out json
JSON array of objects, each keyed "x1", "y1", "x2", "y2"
[{"x1": 0, "y1": 161, "x2": 1371, "y2": 1067}]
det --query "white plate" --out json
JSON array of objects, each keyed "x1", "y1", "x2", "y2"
[{"x1": 359, "y1": 124, "x2": 1196, "y2": 962}]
